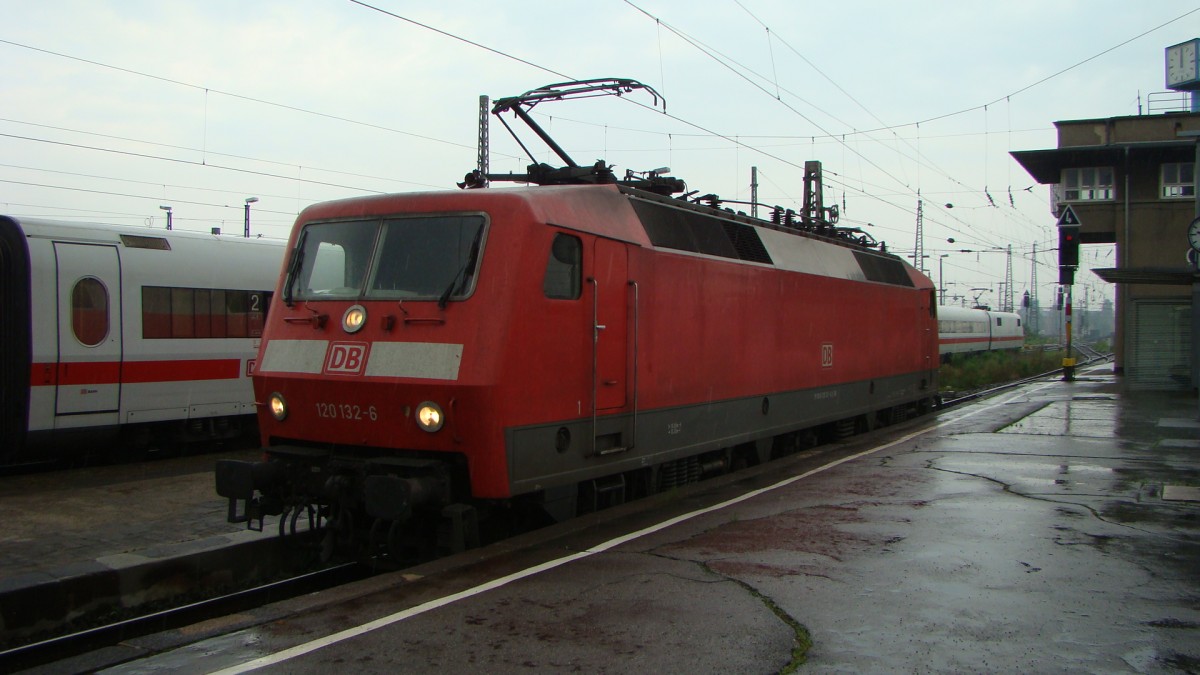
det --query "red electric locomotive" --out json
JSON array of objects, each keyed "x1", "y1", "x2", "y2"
[{"x1": 217, "y1": 80, "x2": 939, "y2": 554}]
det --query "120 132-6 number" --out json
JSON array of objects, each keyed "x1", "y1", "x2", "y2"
[{"x1": 315, "y1": 402, "x2": 378, "y2": 421}]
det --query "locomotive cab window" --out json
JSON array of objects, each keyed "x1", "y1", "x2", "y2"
[
  {"x1": 288, "y1": 220, "x2": 374, "y2": 299},
  {"x1": 286, "y1": 215, "x2": 486, "y2": 302},
  {"x1": 368, "y1": 216, "x2": 486, "y2": 301},
  {"x1": 543, "y1": 233, "x2": 582, "y2": 300},
  {"x1": 71, "y1": 277, "x2": 109, "y2": 346}
]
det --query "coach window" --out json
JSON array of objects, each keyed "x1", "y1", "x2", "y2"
[
  {"x1": 543, "y1": 233, "x2": 582, "y2": 299},
  {"x1": 142, "y1": 286, "x2": 272, "y2": 339},
  {"x1": 171, "y1": 287, "x2": 196, "y2": 338},
  {"x1": 71, "y1": 277, "x2": 109, "y2": 347}
]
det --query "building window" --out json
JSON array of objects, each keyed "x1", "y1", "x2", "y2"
[
  {"x1": 1062, "y1": 167, "x2": 1114, "y2": 201},
  {"x1": 1161, "y1": 162, "x2": 1195, "y2": 199}
]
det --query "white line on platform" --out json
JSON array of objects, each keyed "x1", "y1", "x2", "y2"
[{"x1": 209, "y1": 387, "x2": 1042, "y2": 674}]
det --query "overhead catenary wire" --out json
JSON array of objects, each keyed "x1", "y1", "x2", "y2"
[
  {"x1": 615, "y1": 2, "x2": 1038, "y2": 255},
  {"x1": 2, "y1": 2, "x2": 1154, "y2": 296},
  {"x1": 0, "y1": 120, "x2": 446, "y2": 191},
  {"x1": 614, "y1": 0, "x2": 1159, "y2": 300},
  {"x1": 622, "y1": 2, "x2": 1192, "y2": 225},
  {"x1": 0, "y1": 38, "x2": 490, "y2": 154},
  {"x1": 0, "y1": 132, "x2": 415, "y2": 195}
]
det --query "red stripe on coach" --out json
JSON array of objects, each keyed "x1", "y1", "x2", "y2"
[
  {"x1": 939, "y1": 337, "x2": 991, "y2": 345},
  {"x1": 31, "y1": 359, "x2": 243, "y2": 386}
]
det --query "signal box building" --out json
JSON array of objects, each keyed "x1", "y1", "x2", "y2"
[{"x1": 1011, "y1": 106, "x2": 1200, "y2": 390}]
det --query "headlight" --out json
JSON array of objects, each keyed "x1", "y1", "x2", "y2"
[
  {"x1": 342, "y1": 305, "x2": 367, "y2": 334},
  {"x1": 268, "y1": 392, "x2": 288, "y2": 421},
  {"x1": 415, "y1": 401, "x2": 444, "y2": 432}
]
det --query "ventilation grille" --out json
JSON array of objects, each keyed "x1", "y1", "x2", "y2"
[
  {"x1": 631, "y1": 199, "x2": 773, "y2": 265},
  {"x1": 854, "y1": 251, "x2": 913, "y2": 287},
  {"x1": 721, "y1": 221, "x2": 772, "y2": 263},
  {"x1": 119, "y1": 234, "x2": 172, "y2": 250}
]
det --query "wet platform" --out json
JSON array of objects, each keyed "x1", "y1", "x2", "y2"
[
  {"x1": 0, "y1": 449, "x2": 266, "y2": 579},
  {"x1": 8, "y1": 364, "x2": 1200, "y2": 673},
  {"x1": 0, "y1": 446, "x2": 270, "y2": 647}
]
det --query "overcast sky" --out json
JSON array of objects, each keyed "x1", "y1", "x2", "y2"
[{"x1": 3, "y1": 1, "x2": 1198, "y2": 310}]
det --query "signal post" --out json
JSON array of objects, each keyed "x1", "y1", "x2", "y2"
[{"x1": 1058, "y1": 206, "x2": 1081, "y2": 381}]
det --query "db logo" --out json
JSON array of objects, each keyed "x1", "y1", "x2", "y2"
[
  {"x1": 820, "y1": 343, "x2": 834, "y2": 368},
  {"x1": 324, "y1": 342, "x2": 369, "y2": 375}
]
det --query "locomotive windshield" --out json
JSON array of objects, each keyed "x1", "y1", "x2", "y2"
[{"x1": 285, "y1": 215, "x2": 486, "y2": 303}]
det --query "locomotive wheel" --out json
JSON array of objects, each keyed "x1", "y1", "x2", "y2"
[
  {"x1": 280, "y1": 503, "x2": 325, "y2": 540},
  {"x1": 320, "y1": 507, "x2": 356, "y2": 562},
  {"x1": 368, "y1": 518, "x2": 387, "y2": 556},
  {"x1": 386, "y1": 520, "x2": 406, "y2": 560},
  {"x1": 730, "y1": 450, "x2": 749, "y2": 472}
]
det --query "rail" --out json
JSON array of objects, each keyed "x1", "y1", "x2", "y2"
[
  {"x1": 939, "y1": 348, "x2": 1114, "y2": 409},
  {"x1": 0, "y1": 562, "x2": 370, "y2": 672},
  {"x1": 5, "y1": 346, "x2": 1115, "y2": 670}
]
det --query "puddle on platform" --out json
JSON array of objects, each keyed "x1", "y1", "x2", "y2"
[
  {"x1": 1158, "y1": 418, "x2": 1200, "y2": 430},
  {"x1": 1160, "y1": 439, "x2": 1200, "y2": 449},
  {"x1": 998, "y1": 400, "x2": 1117, "y2": 438},
  {"x1": 1163, "y1": 485, "x2": 1200, "y2": 502}
]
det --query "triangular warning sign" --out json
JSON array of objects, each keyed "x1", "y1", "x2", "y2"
[{"x1": 1057, "y1": 205, "x2": 1081, "y2": 227}]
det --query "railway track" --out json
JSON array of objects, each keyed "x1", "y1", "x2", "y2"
[
  {"x1": 0, "y1": 559, "x2": 373, "y2": 672},
  {"x1": 939, "y1": 349, "x2": 1114, "y2": 409},
  {"x1": 2, "y1": 354, "x2": 1115, "y2": 672}
]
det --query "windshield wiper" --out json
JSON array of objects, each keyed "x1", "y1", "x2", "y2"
[
  {"x1": 438, "y1": 226, "x2": 485, "y2": 310},
  {"x1": 282, "y1": 232, "x2": 307, "y2": 307}
]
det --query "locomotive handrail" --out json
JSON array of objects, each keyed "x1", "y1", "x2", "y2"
[
  {"x1": 283, "y1": 313, "x2": 328, "y2": 328},
  {"x1": 589, "y1": 277, "x2": 599, "y2": 457},
  {"x1": 628, "y1": 280, "x2": 639, "y2": 453}
]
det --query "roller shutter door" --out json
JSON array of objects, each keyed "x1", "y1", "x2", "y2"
[{"x1": 1128, "y1": 300, "x2": 1191, "y2": 390}]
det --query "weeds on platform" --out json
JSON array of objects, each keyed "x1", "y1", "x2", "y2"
[{"x1": 939, "y1": 348, "x2": 1065, "y2": 392}]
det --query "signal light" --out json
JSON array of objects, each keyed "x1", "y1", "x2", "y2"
[{"x1": 1059, "y1": 225, "x2": 1080, "y2": 268}]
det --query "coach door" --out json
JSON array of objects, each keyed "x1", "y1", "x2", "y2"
[{"x1": 55, "y1": 242, "x2": 122, "y2": 416}]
